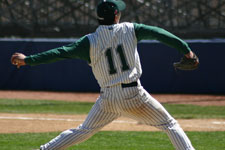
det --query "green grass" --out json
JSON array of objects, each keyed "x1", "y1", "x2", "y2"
[
  {"x1": 0, "y1": 131, "x2": 224, "y2": 150},
  {"x1": 0, "y1": 99, "x2": 93, "y2": 114},
  {"x1": 0, "y1": 98, "x2": 225, "y2": 119},
  {"x1": 163, "y1": 103, "x2": 225, "y2": 119}
]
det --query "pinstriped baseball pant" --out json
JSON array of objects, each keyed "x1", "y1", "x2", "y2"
[{"x1": 40, "y1": 84, "x2": 195, "y2": 150}]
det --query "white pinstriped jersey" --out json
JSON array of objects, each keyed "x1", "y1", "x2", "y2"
[{"x1": 87, "y1": 22, "x2": 142, "y2": 88}]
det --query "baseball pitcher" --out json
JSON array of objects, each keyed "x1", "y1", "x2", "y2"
[{"x1": 11, "y1": 0, "x2": 199, "y2": 149}]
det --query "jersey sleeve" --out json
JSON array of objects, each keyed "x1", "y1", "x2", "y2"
[
  {"x1": 25, "y1": 36, "x2": 91, "y2": 66},
  {"x1": 133, "y1": 23, "x2": 191, "y2": 54}
]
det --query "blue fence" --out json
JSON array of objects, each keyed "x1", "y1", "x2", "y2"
[{"x1": 1, "y1": 38, "x2": 225, "y2": 94}]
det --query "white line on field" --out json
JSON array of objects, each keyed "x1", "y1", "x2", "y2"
[
  {"x1": 0, "y1": 116, "x2": 137, "y2": 124},
  {"x1": 0, "y1": 116, "x2": 82, "y2": 122},
  {"x1": 212, "y1": 121, "x2": 225, "y2": 125}
]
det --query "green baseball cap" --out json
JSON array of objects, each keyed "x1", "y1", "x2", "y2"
[{"x1": 97, "y1": 0, "x2": 126, "y2": 20}]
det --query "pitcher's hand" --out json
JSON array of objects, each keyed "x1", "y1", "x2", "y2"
[{"x1": 11, "y1": 53, "x2": 26, "y2": 68}]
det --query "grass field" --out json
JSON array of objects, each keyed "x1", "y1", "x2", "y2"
[
  {"x1": 0, "y1": 98, "x2": 225, "y2": 150},
  {"x1": 0, "y1": 99, "x2": 225, "y2": 119},
  {"x1": 0, "y1": 131, "x2": 225, "y2": 150}
]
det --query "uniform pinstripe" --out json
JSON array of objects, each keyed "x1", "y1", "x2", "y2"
[{"x1": 40, "y1": 23, "x2": 195, "y2": 150}]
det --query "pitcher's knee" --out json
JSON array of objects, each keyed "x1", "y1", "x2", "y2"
[
  {"x1": 66, "y1": 124, "x2": 99, "y2": 137},
  {"x1": 154, "y1": 119, "x2": 178, "y2": 131}
]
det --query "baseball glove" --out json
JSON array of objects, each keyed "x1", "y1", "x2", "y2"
[{"x1": 173, "y1": 53, "x2": 199, "y2": 70}]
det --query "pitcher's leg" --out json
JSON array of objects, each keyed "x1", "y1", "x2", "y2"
[
  {"x1": 156, "y1": 120, "x2": 194, "y2": 150},
  {"x1": 40, "y1": 98, "x2": 119, "y2": 150},
  {"x1": 40, "y1": 124, "x2": 101, "y2": 150},
  {"x1": 143, "y1": 94, "x2": 195, "y2": 150},
  {"x1": 122, "y1": 87, "x2": 195, "y2": 150}
]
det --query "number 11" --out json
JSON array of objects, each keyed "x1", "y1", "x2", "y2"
[{"x1": 105, "y1": 45, "x2": 130, "y2": 75}]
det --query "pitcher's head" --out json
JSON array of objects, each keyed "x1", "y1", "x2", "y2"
[{"x1": 96, "y1": 0, "x2": 126, "y2": 25}]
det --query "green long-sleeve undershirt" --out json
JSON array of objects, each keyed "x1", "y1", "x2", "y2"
[
  {"x1": 25, "y1": 36, "x2": 90, "y2": 66},
  {"x1": 133, "y1": 23, "x2": 191, "y2": 54},
  {"x1": 25, "y1": 23, "x2": 191, "y2": 66}
]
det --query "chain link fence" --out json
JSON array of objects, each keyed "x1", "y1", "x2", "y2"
[{"x1": 0, "y1": 0, "x2": 225, "y2": 38}]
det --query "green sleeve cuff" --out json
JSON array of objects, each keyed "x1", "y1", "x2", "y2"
[{"x1": 133, "y1": 23, "x2": 191, "y2": 54}]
